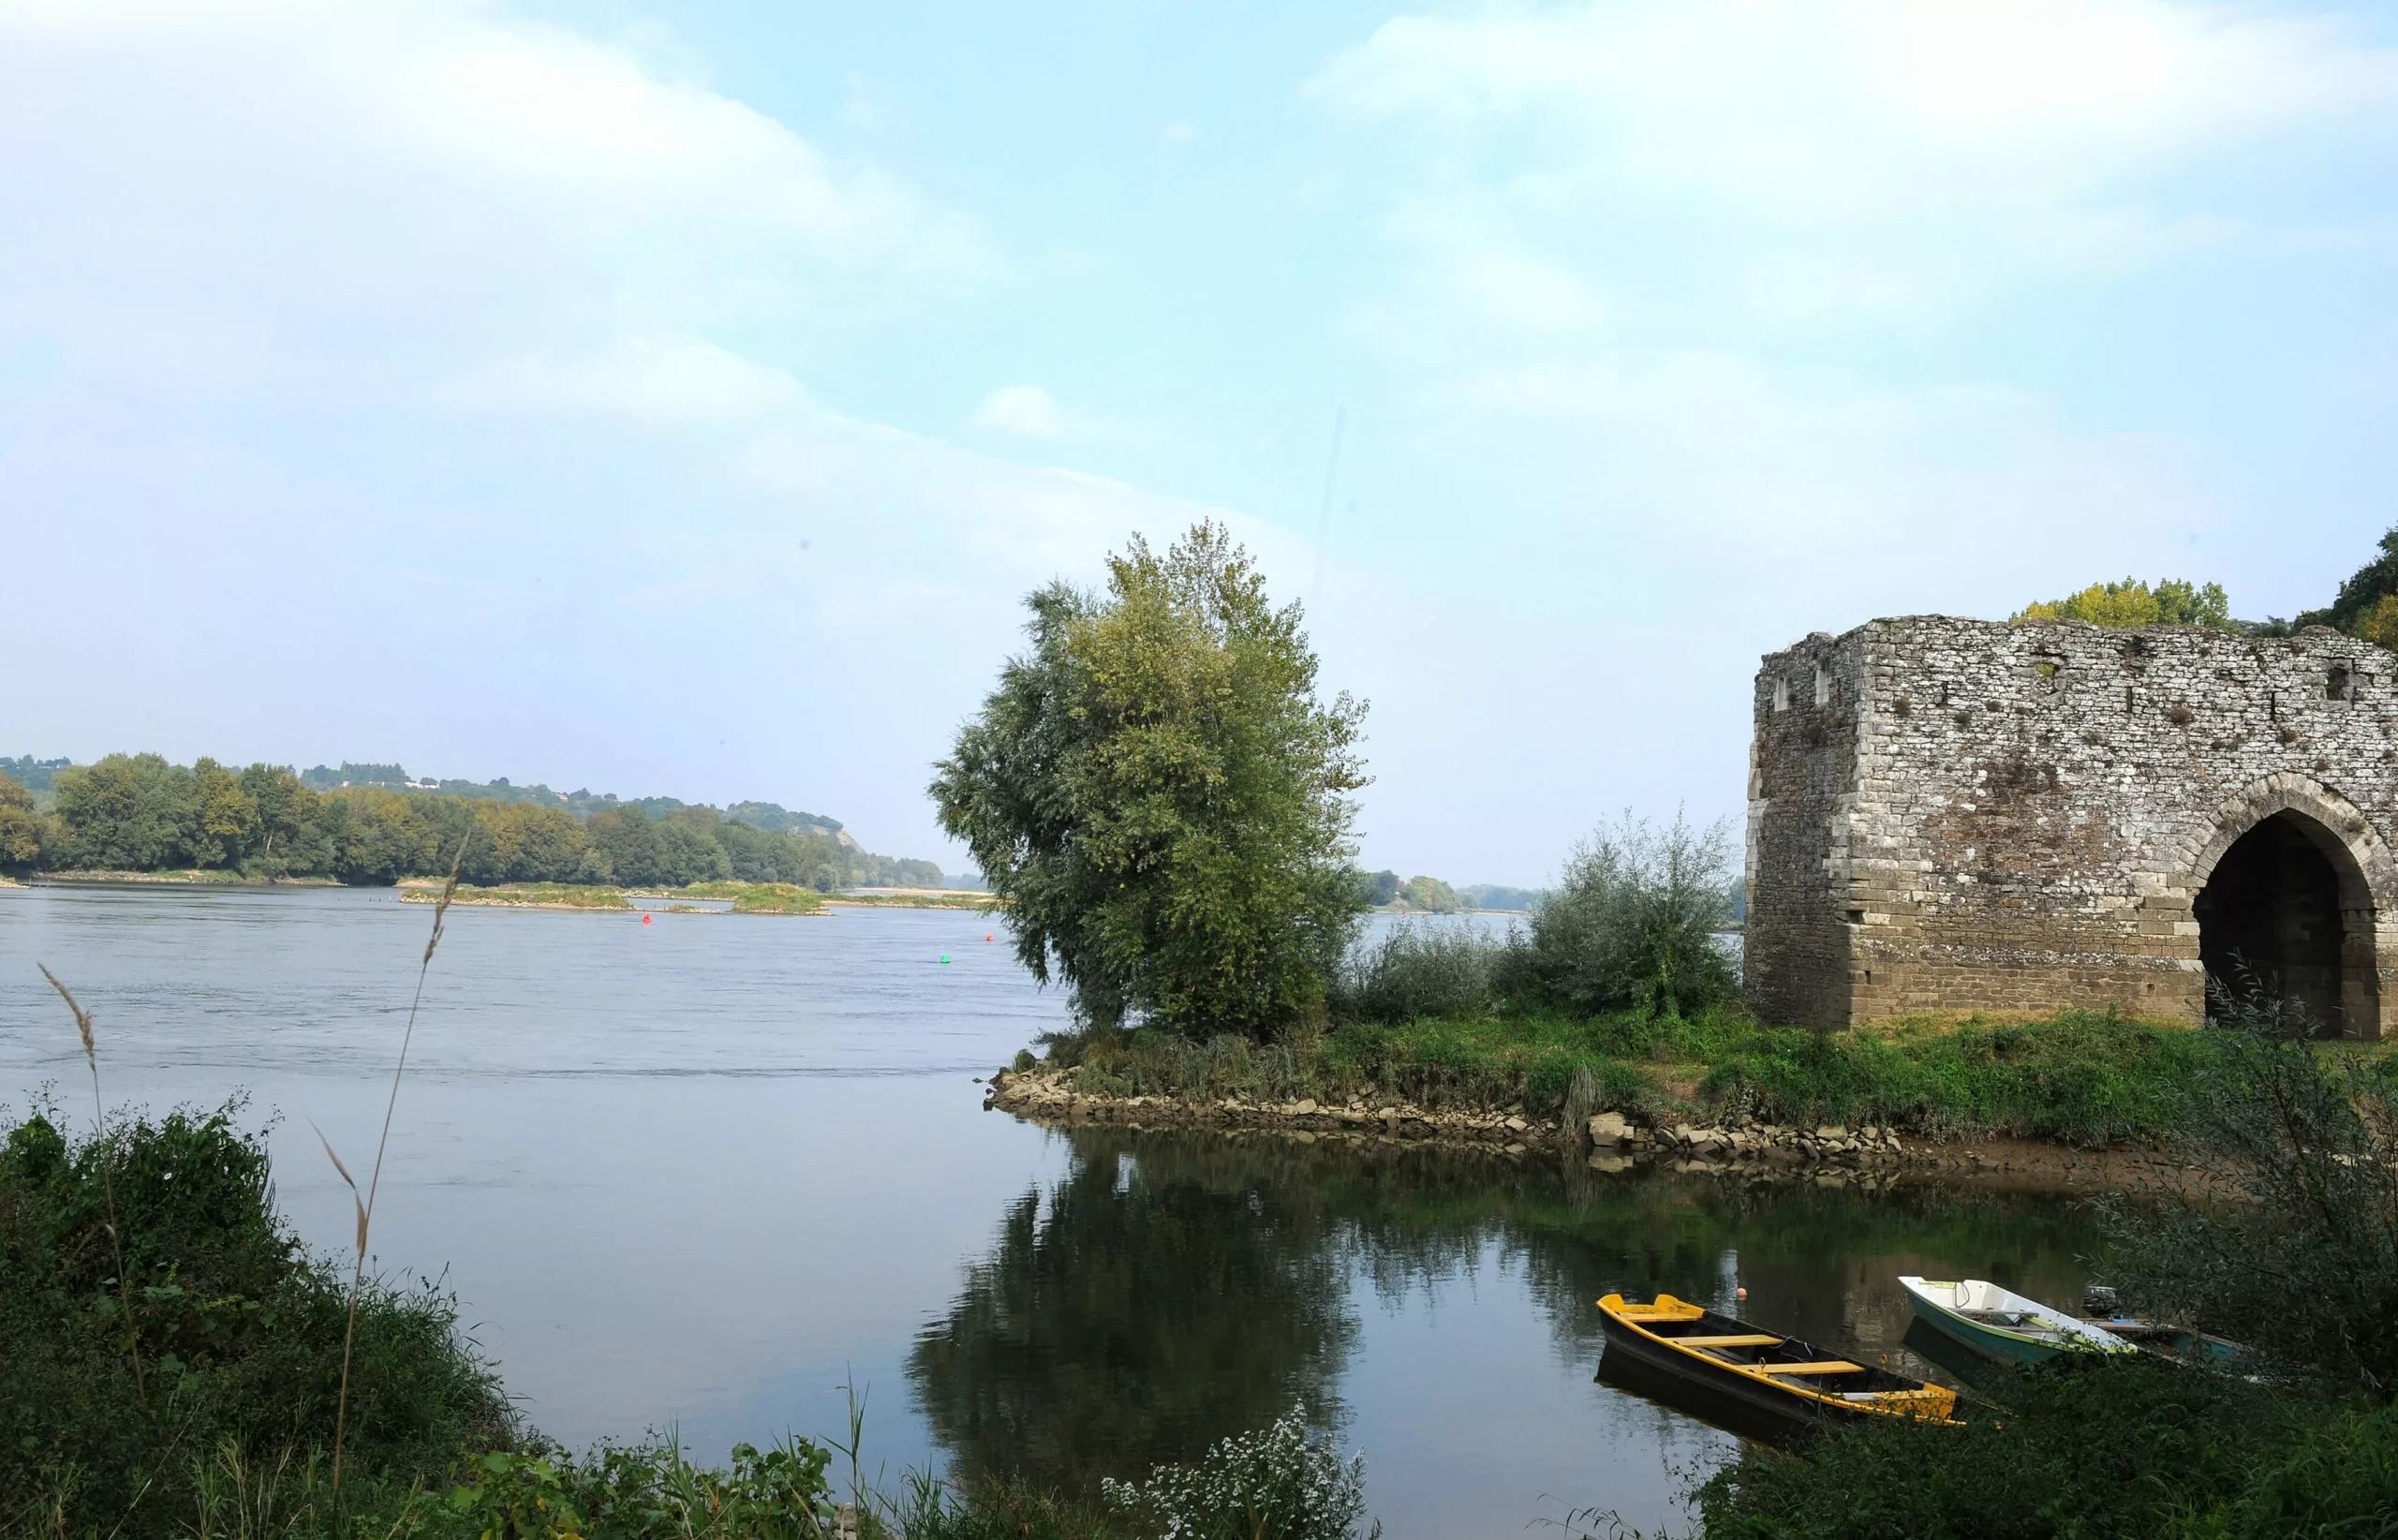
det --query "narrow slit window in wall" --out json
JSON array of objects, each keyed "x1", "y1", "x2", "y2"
[
  {"x1": 1774, "y1": 678, "x2": 1790, "y2": 712},
  {"x1": 1813, "y1": 665, "x2": 1829, "y2": 706}
]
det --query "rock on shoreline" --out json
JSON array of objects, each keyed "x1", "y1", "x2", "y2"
[{"x1": 983, "y1": 1068, "x2": 1918, "y2": 1173}]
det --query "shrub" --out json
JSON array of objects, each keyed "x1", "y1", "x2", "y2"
[
  {"x1": 0, "y1": 1101, "x2": 511, "y2": 1533},
  {"x1": 1685, "y1": 1356, "x2": 2281, "y2": 1540},
  {"x1": 1101, "y1": 1408, "x2": 1378, "y2": 1540},
  {"x1": 1334, "y1": 922, "x2": 1502, "y2": 1025},
  {"x1": 1510, "y1": 812, "x2": 1737, "y2": 1019},
  {"x1": 2103, "y1": 988, "x2": 2398, "y2": 1398}
]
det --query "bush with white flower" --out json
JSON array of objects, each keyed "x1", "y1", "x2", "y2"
[{"x1": 1102, "y1": 1408, "x2": 1378, "y2": 1540}]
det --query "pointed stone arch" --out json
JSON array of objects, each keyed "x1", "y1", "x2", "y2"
[{"x1": 2182, "y1": 774, "x2": 2398, "y2": 1038}]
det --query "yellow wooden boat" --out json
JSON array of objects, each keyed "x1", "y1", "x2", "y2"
[{"x1": 1598, "y1": 1293, "x2": 1961, "y2": 1430}]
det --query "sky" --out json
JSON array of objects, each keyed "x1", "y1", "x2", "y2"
[{"x1": 5, "y1": 0, "x2": 2397, "y2": 885}]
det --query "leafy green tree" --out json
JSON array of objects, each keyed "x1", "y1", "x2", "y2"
[
  {"x1": 2012, "y1": 576, "x2": 2233, "y2": 630},
  {"x1": 52, "y1": 753, "x2": 193, "y2": 870},
  {"x1": 2297, "y1": 524, "x2": 2398, "y2": 635},
  {"x1": 0, "y1": 772, "x2": 47, "y2": 868},
  {"x1": 931, "y1": 523, "x2": 1369, "y2": 1039},
  {"x1": 1396, "y1": 876, "x2": 1461, "y2": 913},
  {"x1": 186, "y1": 757, "x2": 258, "y2": 867},
  {"x1": 1359, "y1": 870, "x2": 1400, "y2": 907},
  {"x1": 237, "y1": 763, "x2": 318, "y2": 876}
]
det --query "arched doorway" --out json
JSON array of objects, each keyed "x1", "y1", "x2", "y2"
[{"x1": 2193, "y1": 810, "x2": 2365, "y2": 1034}]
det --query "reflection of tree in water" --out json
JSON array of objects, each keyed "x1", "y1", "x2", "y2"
[
  {"x1": 907, "y1": 1143, "x2": 1359, "y2": 1492},
  {"x1": 910, "y1": 1129, "x2": 2109, "y2": 1486}
]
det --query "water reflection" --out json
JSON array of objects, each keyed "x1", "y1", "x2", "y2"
[
  {"x1": 912, "y1": 1124, "x2": 2108, "y2": 1518},
  {"x1": 908, "y1": 1142, "x2": 1358, "y2": 1490}
]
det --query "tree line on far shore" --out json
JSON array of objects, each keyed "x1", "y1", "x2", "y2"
[{"x1": 0, "y1": 753, "x2": 940, "y2": 891}]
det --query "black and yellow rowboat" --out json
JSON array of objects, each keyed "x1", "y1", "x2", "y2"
[{"x1": 1598, "y1": 1294, "x2": 1960, "y2": 1431}]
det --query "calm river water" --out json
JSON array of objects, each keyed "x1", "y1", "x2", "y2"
[{"x1": 0, "y1": 885, "x2": 2104, "y2": 1536}]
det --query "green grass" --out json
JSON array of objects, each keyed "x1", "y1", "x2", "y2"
[{"x1": 1051, "y1": 1005, "x2": 2216, "y2": 1146}]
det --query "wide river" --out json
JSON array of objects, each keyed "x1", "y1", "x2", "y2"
[{"x1": 0, "y1": 884, "x2": 2104, "y2": 1535}]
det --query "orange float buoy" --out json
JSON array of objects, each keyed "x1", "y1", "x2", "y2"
[
  {"x1": 641, "y1": 912, "x2": 652, "y2": 925},
  {"x1": 985, "y1": 933, "x2": 994, "y2": 941}
]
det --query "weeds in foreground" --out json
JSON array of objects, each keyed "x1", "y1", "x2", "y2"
[
  {"x1": 2103, "y1": 986, "x2": 2398, "y2": 1397},
  {"x1": 1102, "y1": 1409, "x2": 1377, "y2": 1540},
  {"x1": 39, "y1": 962, "x2": 147, "y2": 1409},
  {"x1": 325, "y1": 829, "x2": 469, "y2": 1498}
]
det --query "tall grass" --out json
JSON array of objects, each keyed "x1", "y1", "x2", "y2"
[
  {"x1": 38, "y1": 963, "x2": 146, "y2": 1407},
  {"x1": 323, "y1": 827, "x2": 469, "y2": 1497}
]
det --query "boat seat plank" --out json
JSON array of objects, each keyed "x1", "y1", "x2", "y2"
[
  {"x1": 1673, "y1": 1334, "x2": 1784, "y2": 1347},
  {"x1": 1757, "y1": 1360, "x2": 1866, "y2": 1375}
]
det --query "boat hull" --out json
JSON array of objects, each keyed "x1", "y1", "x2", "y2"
[
  {"x1": 1904, "y1": 1292, "x2": 2073, "y2": 1366},
  {"x1": 1598, "y1": 1314, "x2": 1880, "y2": 1432},
  {"x1": 1596, "y1": 1296, "x2": 1954, "y2": 1433}
]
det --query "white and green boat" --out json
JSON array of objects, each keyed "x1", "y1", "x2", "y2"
[{"x1": 1900, "y1": 1276, "x2": 2139, "y2": 1366}]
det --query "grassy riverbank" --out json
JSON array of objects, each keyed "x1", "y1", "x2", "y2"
[{"x1": 1044, "y1": 1006, "x2": 2230, "y2": 1148}]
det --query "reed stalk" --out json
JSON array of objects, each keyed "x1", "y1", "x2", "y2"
[
  {"x1": 39, "y1": 964, "x2": 146, "y2": 1411},
  {"x1": 327, "y1": 828, "x2": 471, "y2": 1499}
]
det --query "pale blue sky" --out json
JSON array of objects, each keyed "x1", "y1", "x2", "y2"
[{"x1": 5, "y1": 0, "x2": 2397, "y2": 882}]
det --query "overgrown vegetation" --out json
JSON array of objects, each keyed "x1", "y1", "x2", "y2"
[
  {"x1": 1055, "y1": 1003, "x2": 2213, "y2": 1144},
  {"x1": 2103, "y1": 990, "x2": 2398, "y2": 1398},
  {"x1": 1675, "y1": 1356, "x2": 2398, "y2": 1540},
  {"x1": 0, "y1": 1101, "x2": 513, "y2": 1534},
  {"x1": 933, "y1": 522, "x2": 1369, "y2": 1041}
]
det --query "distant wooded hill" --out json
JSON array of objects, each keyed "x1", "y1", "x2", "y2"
[
  {"x1": 0, "y1": 752, "x2": 955, "y2": 891},
  {"x1": 291, "y1": 763, "x2": 848, "y2": 841}
]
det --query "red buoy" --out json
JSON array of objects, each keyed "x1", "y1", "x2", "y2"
[{"x1": 642, "y1": 912, "x2": 652, "y2": 925}]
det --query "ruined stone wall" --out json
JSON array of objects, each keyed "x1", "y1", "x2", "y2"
[{"x1": 1746, "y1": 615, "x2": 2398, "y2": 1035}]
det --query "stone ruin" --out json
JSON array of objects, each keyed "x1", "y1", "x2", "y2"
[{"x1": 1745, "y1": 615, "x2": 2398, "y2": 1037}]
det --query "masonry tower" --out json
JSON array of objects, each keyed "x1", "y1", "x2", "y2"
[{"x1": 1746, "y1": 615, "x2": 2398, "y2": 1036}]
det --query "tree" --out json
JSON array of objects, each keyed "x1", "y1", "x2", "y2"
[
  {"x1": 931, "y1": 522, "x2": 1369, "y2": 1040},
  {"x1": 2012, "y1": 577, "x2": 2234, "y2": 630},
  {"x1": 52, "y1": 753, "x2": 192, "y2": 871},
  {"x1": 238, "y1": 763, "x2": 318, "y2": 876},
  {"x1": 187, "y1": 758, "x2": 258, "y2": 868},
  {"x1": 1513, "y1": 810, "x2": 1738, "y2": 1018},
  {"x1": 1396, "y1": 875, "x2": 1461, "y2": 913},
  {"x1": 0, "y1": 772, "x2": 46, "y2": 868},
  {"x1": 2298, "y1": 524, "x2": 2398, "y2": 636}
]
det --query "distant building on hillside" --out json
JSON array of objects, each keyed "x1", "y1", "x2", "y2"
[{"x1": 1746, "y1": 615, "x2": 2398, "y2": 1037}]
